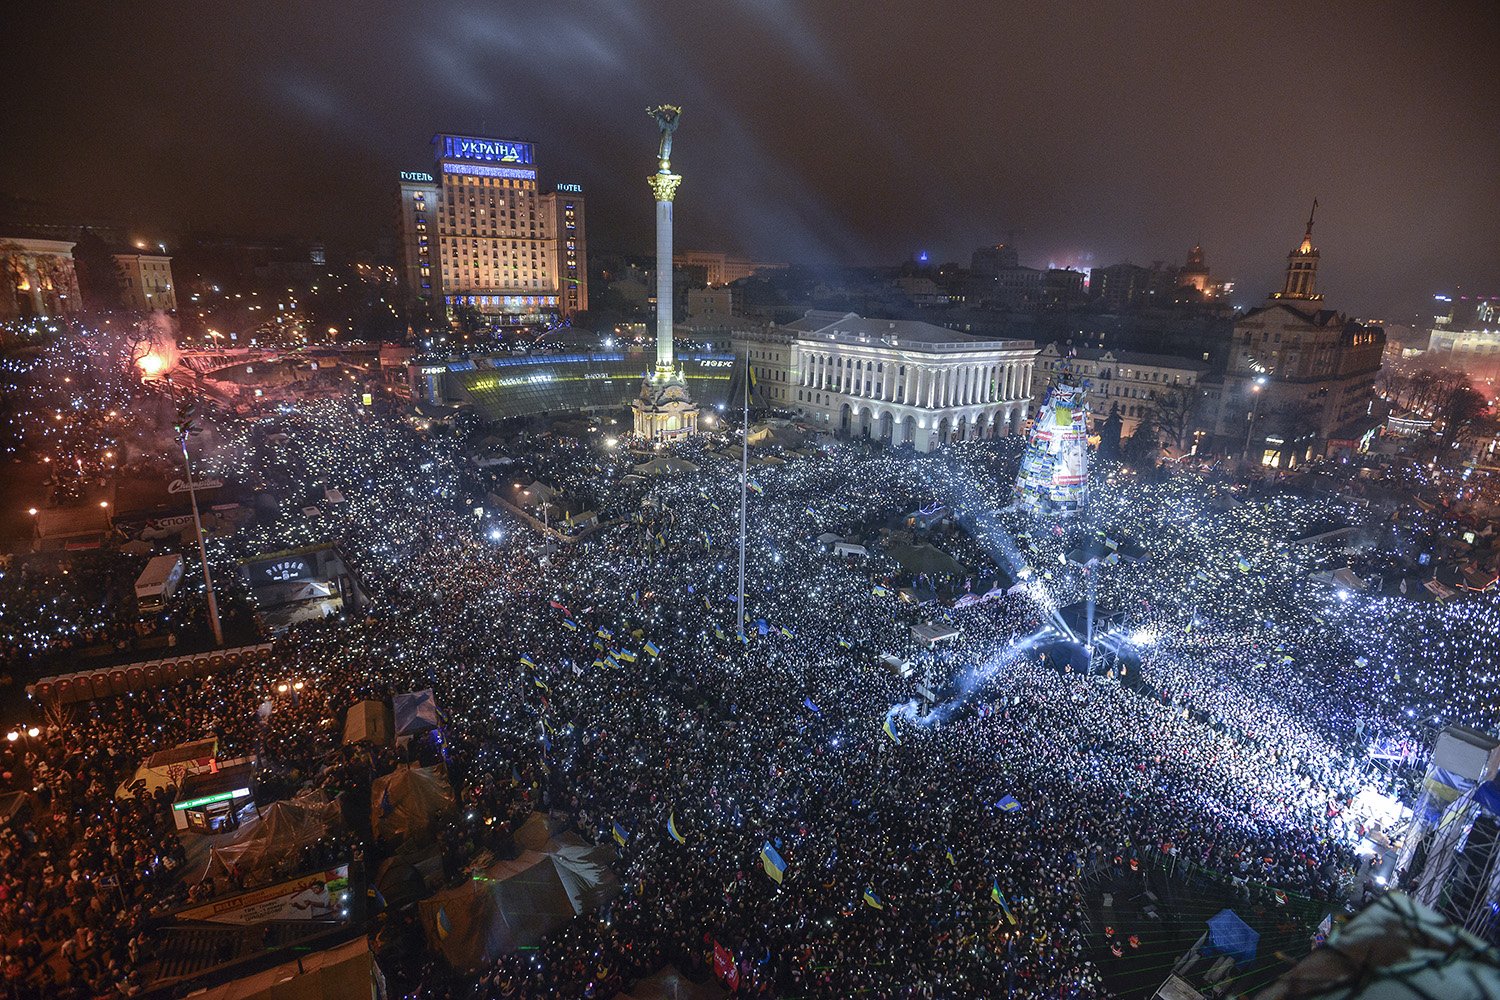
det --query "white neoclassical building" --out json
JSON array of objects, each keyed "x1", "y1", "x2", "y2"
[{"x1": 733, "y1": 311, "x2": 1037, "y2": 452}]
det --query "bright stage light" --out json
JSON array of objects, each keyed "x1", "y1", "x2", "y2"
[{"x1": 1131, "y1": 628, "x2": 1156, "y2": 646}]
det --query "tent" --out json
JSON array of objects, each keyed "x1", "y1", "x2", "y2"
[
  {"x1": 618, "y1": 966, "x2": 727, "y2": 1000},
  {"x1": 342, "y1": 699, "x2": 394, "y2": 747},
  {"x1": 417, "y1": 827, "x2": 620, "y2": 971},
  {"x1": 206, "y1": 791, "x2": 340, "y2": 881},
  {"x1": 1206, "y1": 908, "x2": 1259, "y2": 965},
  {"x1": 371, "y1": 766, "x2": 456, "y2": 843},
  {"x1": 393, "y1": 689, "x2": 441, "y2": 736}
]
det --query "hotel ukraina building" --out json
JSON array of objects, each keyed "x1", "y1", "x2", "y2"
[{"x1": 731, "y1": 311, "x2": 1038, "y2": 452}]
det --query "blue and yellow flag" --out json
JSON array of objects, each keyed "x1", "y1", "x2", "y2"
[
  {"x1": 667, "y1": 811, "x2": 686, "y2": 845},
  {"x1": 644, "y1": 640, "x2": 661, "y2": 658},
  {"x1": 872, "y1": 584, "x2": 892, "y2": 597},
  {"x1": 533, "y1": 677, "x2": 550, "y2": 692},
  {"x1": 944, "y1": 845, "x2": 957, "y2": 866},
  {"x1": 703, "y1": 595, "x2": 714, "y2": 611},
  {"x1": 596, "y1": 627, "x2": 613, "y2": 640},
  {"x1": 805, "y1": 506, "x2": 817, "y2": 517},
  {"x1": 436, "y1": 905, "x2": 452, "y2": 939},
  {"x1": 760, "y1": 842, "x2": 787, "y2": 884},
  {"x1": 882, "y1": 715, "x2": 901, "y2": 744},
  {"x1": 862, "y1": 888, "x2": 884, "y2": 910},
  {"x1": 991, "y1": 882, "x2": 1017, "y2": 925},
  {"x1": 1237, "y1": 557, "x2": 1252, "y2": 573},
  {"x1": 778, "y1": 625, "x2": 794, "y2": 639},
  {"x1": 748, "y1": 481, "x2": 764, "y2": 496},
  {"x1": 612, "y1": 821, "x2": 630, "y2": 847},
  {"x1": 837, "y1": 636, "x2": 852, "y2": 649},
  {"x1": 561, "y1": 619, "x2": 579, "y2": 631},
  {"x1": 714, "y1": 626, "x2": 728, "y2": 641},
  {"x1": 519, "y1": 654, "x2": 538, "y2": 669}
]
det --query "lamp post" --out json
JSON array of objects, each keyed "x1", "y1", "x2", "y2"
[{"x1": 1242, "y1": 376, "x2": 1269, "y2": 465}]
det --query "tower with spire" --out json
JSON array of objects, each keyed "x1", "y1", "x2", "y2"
[{"x1": 1272, "y1": 199, "x2": 1322, "y2": 302}]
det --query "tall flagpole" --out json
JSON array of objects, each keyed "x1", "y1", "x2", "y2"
[{"x1": 737, "y1": 354, "x2": 750, "y2": 636}]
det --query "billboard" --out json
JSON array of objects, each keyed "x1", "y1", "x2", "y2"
[{"x1": 175, "y1": 866, "x2": 350, "y2": 925}]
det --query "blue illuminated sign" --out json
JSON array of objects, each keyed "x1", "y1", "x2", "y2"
[
  {"x1": 557, "y1": 183, "x2": 583, "y2": 193},
  {"x1": 443, "y1": 163, "x2": 537, "y2": 182},
  {"x1": 439, "y1": 134, "x2": 534, "y2": 166}
]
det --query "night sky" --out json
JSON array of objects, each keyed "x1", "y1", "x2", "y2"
[{"x1": 3, "y1": 2, "x2": 1496, "y2": 319}]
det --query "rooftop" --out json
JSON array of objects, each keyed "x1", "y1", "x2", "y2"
[{"x1": 785, "y1": 311, "x2": 1033, "y2": 353}]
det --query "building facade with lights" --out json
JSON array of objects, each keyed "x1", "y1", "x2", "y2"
[
  {"x1": 1209, "y1": 208, "x2": 1386, "y2": 468},
  {"x1": 732, "y1": 311, "x2": 1038, "y2": 452},
  {"x1": 1, "y1": 237, "x2": 81, "y2": 321},
  {"x1": 394, "y1": 135, "x2": 588, "y2": 323},
  {"x1": 1032, "y1": 344, "x2": 1209, "y2": 439},
  {"x1": 112, "y1": 251, "x2": 176, "y2": 312}
]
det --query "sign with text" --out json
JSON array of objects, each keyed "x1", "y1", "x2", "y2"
[
  {"x1": 439, "y1": 134, "x2": 534, "y2": 165},
  {"x1": 175, "y1": 866, "x2": 349, "y2": 925},
  {"x1": 168, "y1": 477, "x2": 223, "y2": 494}
]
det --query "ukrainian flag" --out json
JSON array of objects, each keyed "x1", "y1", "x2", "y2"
[
  {"x1": 778, "y1": 625, "x2": 793, "y2": 639},
  {"x1": 1237, "y1": 557, "x2": 1252, "y2": 573},
  {"x1": 597, "y1": 627, "x2": 613, "y2": 640},
  {"x1": 882, "y1": 716, "x2": 901, "y2": 744},
  {"x1": 991, "y1": 882, "x2": 1017, "y2": 924},
  {"x1": 436, "y1": 905, "x2": 452, "y2": 939},
  {"x1": 944, "y1": 845, "x2": 957, "y2": 866},
  {"x1": 519, "y1": 654, "x2": 538, "y2": 668},
  {"x1": 862, "y1": 888, "x2": 884, "y2": 910},
  {"x1": 703, "y1": 595, "x2": 713, "y2": 611},
  {"x1": 534, "y1": 677, "x2": 550, "y2": 692},
  {"x1": 643, "y1": 640, "x2": 661, "y2": 658},
  {"x1": 748, "y1": 481, "x2": 764, "y2": 495},
  {"x1": 700, "y1": 530, "x2": 711, "y2": 548},
  {"x1": 872, "y1": 585, "x2": 892, "y2": 597},
  {"x1": 667, "y1": 812, "x2": 686, "y2": 845},
  {"x1": 714, "y1": 626, "x2": 728, "y2": 641},
  {"x1": 612, "y1": 821, "x2": 630, "y2": 847},
  {"x1": 760, "y1": 842, "x2": 787, "y2": 884},
  {"x1": 655, "y1": 533, "x2": 666, "y2": 546},
  {"x1": 837, "y1": 637, "x2": 852, "y2": 649},
  {"x1": 561, "y1": 619, "x2": 579, "y2": 631},
  {"x1": 618, "y1": 648, "x2": 637, "y2": 663},
  {"x1": 738, "y1": 631, "x2": 750, "y2": 645}
]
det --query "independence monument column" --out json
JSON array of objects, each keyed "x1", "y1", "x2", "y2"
[{"x1": 632, "y1": 104, "x2": 699, "y2": 441}]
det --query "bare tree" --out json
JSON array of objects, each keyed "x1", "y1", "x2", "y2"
[{"x1": 1149, "y1": 383, "x2": 1200, "y2": 454}]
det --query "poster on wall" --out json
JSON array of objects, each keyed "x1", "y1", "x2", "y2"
[{"x1": 175, "y1": 866, "x2": 350, "y2": 925}]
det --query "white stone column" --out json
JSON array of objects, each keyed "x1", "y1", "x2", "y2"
[{"x1": 654, "y1": 197, "x2": 674, "y2": 371}]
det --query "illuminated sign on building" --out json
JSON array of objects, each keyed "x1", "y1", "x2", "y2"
[
  {"x1": 442, "y1": 162, "x2": 537, "y2": 182},
  {"x1": 439, "y1": 135, "x2": 535, "y2": 165},
  {"x1": 400, "y1": 171, "x2": 435, "y2": 183},
  {"x1": 557, "y1": 183, "x2": 583, "y2": 193}
]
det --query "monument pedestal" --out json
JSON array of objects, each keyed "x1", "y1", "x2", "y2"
[{"x1": 632, "y1": 367, "x2": 699, "y2": 440}]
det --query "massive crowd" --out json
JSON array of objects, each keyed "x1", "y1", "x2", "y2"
[{"x1": 3, "y1": 388, "x2": 1499, "y2": 998}]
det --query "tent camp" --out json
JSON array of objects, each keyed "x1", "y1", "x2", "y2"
[
  {"x1": 417, "y1": 833, "x2": 620, "y2": 971},
  {"x1": 342, "y1": 700, "x2": 394, "y2": 747},
  {"x1": 371, "y1": 766, "x2": 456, "y2": 844},
  {"x1": 393, "y1": 689, "x2": 441, "y2": 736},
  {"x1": 206, "y1": 792, "x2": 341, "y2": 881}
]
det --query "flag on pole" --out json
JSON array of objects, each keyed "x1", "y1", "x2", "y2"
[
  {"x1": 944, "y1": 845, "x2": 957, "y2": 866},
  {"x1": 643, "y1": 640, "x2": 661, "y2": 658},
  {"x1": 561, "y1": 619, "x2": 579, "y2": 631},
  {"x1": 612, "y1": 821, "x2": 630, "y2": 847},
  {"x1": 519, "y1": 654, "x2": 538, "y2": 669},
  {"x1": 862, "y1": 887, "x2": 885, "y2": 910},
  {"x1": 760, "y1": 842, "x2": 787, "y2": 884},
  {"x1": 667, "y1": 811, "x2": 686, "y2": 845},
  {"x1": 882, "y1": 715, "x2": 901, "y2": 744},
  {"x1": 992, "y1": 882, "x2": 1017, "y2": 924}
]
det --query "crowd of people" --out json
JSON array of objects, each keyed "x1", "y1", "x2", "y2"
[{"x1": 3, "y1": 388, "x2": 1499, "y2": 997}]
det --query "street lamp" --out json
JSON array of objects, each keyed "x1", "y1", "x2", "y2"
[
  {"x1": 1242, "y1": 376, "x2": 1269, "y2": 464},
  {"x1": 172, "y1": 396, "x2": 225, "y2": 647}
]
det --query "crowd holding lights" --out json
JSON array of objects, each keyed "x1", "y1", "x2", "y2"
[{"x1": 4, "y1": 366, "x2": 1500, "y2": 996}]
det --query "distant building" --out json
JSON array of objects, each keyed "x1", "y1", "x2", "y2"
[
  {"x1": 1042, "y1": 267, "x2": 1086, "y2": 306},
  {"x1": 394, "y1": 135, "x2": 589, "y2": 323},
  {"x1": 970, "y1": 243, "x2": 1020, "y2": 276},
  {"x1": 1033, "y1": 344, "x2": 1209, "y2": 438},
  {"x1": 687, "y1": 285, "x2": 737, "y2": 319},
  {"x1": 1210, "y1": 206, "x2": 1386, "y2": 468},
  {"x1": 0, "y1": 237, "x2": 81, "y2": 320},
  {"x1": 1177, "y1": 244, "x2": 1211, "y2": 295},
  {"x1": 732, "y1": 310, "x2": 1038, "y2": 451},
  {"x1": 112, "y1": 251, "x2": 176, "y2": 312},
  {"x1": 674, "y1": 250, "x2": 786, "y2": 286}
]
